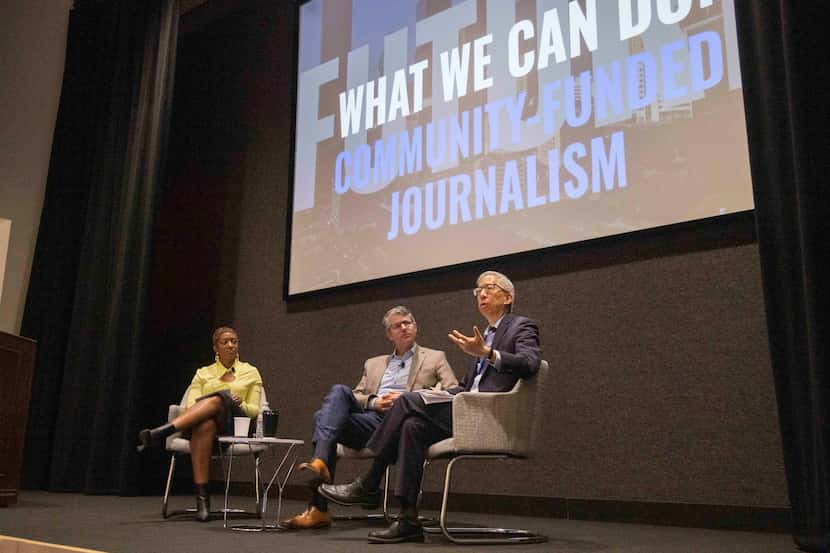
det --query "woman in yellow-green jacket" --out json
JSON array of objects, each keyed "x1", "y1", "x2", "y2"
[{"x1": 137, "y1": 326, "x2": 263, "y2": 521}]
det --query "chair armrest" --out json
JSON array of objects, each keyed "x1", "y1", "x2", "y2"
[
  {"x1": 451, "y1": 383, "x2": 533, "y2": 456},
  {"x1": 168, "y1": 403, "x2": 183, "y2": 423},
  {"x1": 165, "y1": 403, "x2": 188, "y2": 450}
]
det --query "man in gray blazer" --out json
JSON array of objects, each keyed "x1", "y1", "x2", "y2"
[{"x1": 281, "y1": 306, "x2": 457, "y2": 529}]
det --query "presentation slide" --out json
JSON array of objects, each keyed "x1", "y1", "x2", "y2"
[{"x1": 289, "y1": 0, "x2": 753, "y2": 296}]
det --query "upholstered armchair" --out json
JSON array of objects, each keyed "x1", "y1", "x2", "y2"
[{"x1": 421, "y1": 360, "x2": 550, "y2": 544}]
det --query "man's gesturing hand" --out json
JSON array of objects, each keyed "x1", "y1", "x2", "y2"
[{"x1": 448, "y1": 326, "x2": 490, "y2": 358}]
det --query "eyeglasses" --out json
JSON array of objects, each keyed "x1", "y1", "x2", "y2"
[
  {"x1": 473, "y1": 283, "x2": 506, "y2": 297},
  {"x1": 389, "y1": 320, "x2": 415, "y2": 330}
]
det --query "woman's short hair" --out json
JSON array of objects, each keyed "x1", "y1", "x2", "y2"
[
  {"x1": 382, "y1": 306, "x2": 416, "y2": 330},
  {"x1": 212, "y1": 326, "x2": 238, "y2": 345}
]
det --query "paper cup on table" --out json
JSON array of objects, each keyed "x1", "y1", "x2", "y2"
[{"x1": 233, "y1": 417, "x2": 250, "y2": 437}]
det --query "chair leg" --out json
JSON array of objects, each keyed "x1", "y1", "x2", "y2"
[
  {"x1": 254, "y1": 453, "x2": 262, "y2": 517},
  {"x1": 162, "y1": 454, "x2": 176, "y2": 518},
  {"x1": 422, "y1": 455, "x2": 548, "y2": 545},
  {"x1": 163, "y1": 446, "x2": 264, "y2": 520},
  {"x1": 415, "y1": 459, "x2": 437, "y2": 525},
  {"x1": 417, "y1": 459, "x2": 429, "y2": 511},
  {"x1": 381, "y1": 466, "x2": 391, "y2": 521},
  {"x1": 160, "y1": 453, "x2": 205, "y2": 519}
]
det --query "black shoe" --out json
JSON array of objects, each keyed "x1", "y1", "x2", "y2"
[
  {"x1": 136, "y1": 423, "x2": 175, "y2": 452},
  {"x1": 318, "y1": 476, "x2": 380, "y2": 509},
  {"x1": 195, "y1": 484, "x2": 210, "y2": 522},
  {"x1": 368, "y1": 518, "x2": 424, "y2": 543}
]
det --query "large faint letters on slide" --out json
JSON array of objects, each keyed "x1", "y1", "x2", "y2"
[{"x1": 289, "y1": 0, "x2": 753, "y2": 295}]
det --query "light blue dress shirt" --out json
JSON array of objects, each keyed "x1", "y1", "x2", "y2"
[{"x1": 376, "y1": 347, "x2": 415, "y2": 397}]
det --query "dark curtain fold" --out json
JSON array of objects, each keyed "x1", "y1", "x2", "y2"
[
  {"x1": 21, "y1": 0, "x2": 178, "y2": 494},
  {"x1": 736, "y1": 2, "x2": 830, "y2": 551}
]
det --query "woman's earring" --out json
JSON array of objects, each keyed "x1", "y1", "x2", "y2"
[{"x1": 215, "y1": 353, "x2": 221, "y2": 364}]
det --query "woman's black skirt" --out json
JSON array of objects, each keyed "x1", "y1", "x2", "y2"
[{"x1": 185, "y1": 389, "x2": 248, "y2": 438}]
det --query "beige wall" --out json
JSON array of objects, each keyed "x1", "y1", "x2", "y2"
[
  {"x1": 0, "y1": 0, "x2": 72, "y2": 334},
  {"x1": 0, "y1": 218, "x2": 10, "y2": 305}
]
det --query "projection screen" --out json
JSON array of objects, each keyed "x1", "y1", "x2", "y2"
[{"x1": 289, "y1": 0, "x2": 753, "y2": 296}]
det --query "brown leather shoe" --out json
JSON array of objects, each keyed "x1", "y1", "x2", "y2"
[
  {"x1": 297, "y1": 458, "x2": 331, "y2": 486},
  {"x1": 280, "y1": 506, "x2": 332, "y2": 529}
]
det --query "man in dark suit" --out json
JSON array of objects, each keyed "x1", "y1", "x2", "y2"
[
  {"x1": 319, "y1": 271, "x2": 542, "y2": 543},
  {"x1": 280, "y1": 306, "x2": 457, "y2": 530}
]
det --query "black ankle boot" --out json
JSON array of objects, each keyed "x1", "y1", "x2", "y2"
[
  {"x1": 136, "y1": 423, "x2": 175, "y2": 452},
  {"x1": 195, "y1": 483, "x2": 210, "y2": 522}
]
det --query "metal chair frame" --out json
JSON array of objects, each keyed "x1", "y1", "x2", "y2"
[
  {"x1": 161, "y1": 446, "x2": 263, "y2": 519},
  {"x1": 419, "y1": 361, "x2": 550, "y2": 545},
  {"x1": 420, "y1": 454, "x2": 547, "y2": 544}
]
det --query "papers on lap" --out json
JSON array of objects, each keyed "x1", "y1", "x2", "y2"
[{"x1": 417, "y1": 389, "x2": 454, "y2": 405}]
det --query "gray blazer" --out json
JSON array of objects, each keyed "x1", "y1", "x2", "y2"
[{"x1": 352, "y1": 344, "x2": 458, "y2": 408}]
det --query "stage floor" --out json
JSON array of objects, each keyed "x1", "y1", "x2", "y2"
[{"x1": 0, "y1": 491, "x2": 795, "y2": 553}]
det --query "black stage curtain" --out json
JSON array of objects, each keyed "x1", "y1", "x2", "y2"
[
  {"x1": 20, "y1": 0, "x2": 178, "y2": 494},
  {"x1": 736, "y1": 3, "x2": 830, "y2": 551}
]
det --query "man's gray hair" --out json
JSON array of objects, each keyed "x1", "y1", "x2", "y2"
[
  {"x1": 382, "y1": 305, "x2": 416, "y2": 330},
  {"x1": 477, "y1": 270, "x2": 516, "y2": 310}
]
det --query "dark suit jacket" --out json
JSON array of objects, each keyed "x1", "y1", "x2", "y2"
[{"x1": 449, "y1": 313, "x2": 542, "y2": 394}]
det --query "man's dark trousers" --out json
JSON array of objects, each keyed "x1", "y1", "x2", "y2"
[
  {"x1": 312, "y1": 384, "x2": 383, "y2": 478},
  {"x1": 365, "y1": 392, "x2": 452, "y2": 505}
]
